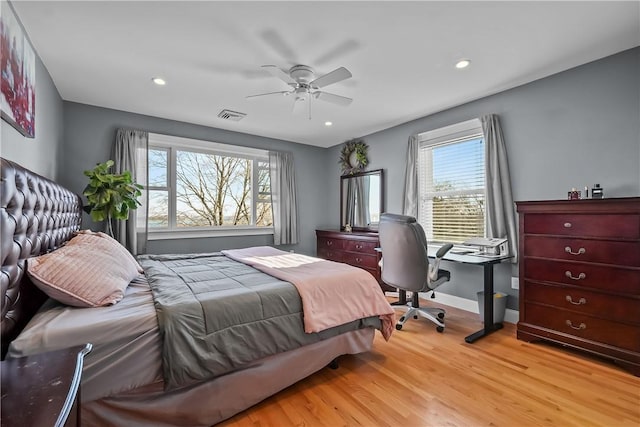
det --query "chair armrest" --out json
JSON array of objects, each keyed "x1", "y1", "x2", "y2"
[
  {"x1": 428, "y1": 243, "x2": 454, "y2": 283},
  {"x1": 435, "y1": 243, "x2": 454, "y2": 258}
]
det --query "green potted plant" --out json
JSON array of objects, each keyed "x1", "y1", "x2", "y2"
[{"x1": 83, "y1": 160, "x2": 143, "y2": 237}]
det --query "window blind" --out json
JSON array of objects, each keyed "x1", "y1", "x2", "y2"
[{"x1": 418, "y1": 135, "x2": 485, "y2": 243}]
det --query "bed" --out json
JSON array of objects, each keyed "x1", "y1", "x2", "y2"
[{"x1": 0, "y1": 157, "x2": 394, "y2": 426}]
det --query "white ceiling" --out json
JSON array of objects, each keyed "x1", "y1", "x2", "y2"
[{"x1": 12, "y1": 1, "x2": 640, "y2": 148}]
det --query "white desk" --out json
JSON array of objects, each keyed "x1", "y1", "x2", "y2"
[{"x1": 427, "y1": 247, "x2": 512, "y2": 343}]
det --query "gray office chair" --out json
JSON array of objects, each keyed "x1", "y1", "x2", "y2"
[{"x1": 379, "y1": 213, "x2": 453, "y2": 332}]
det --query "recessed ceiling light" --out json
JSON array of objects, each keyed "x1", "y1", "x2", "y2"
[
  {"x1": 325, "y1": 121, "x2": 333, "y2": 127},
  {"x1": 152, "y1": 77, "x2": 166, "y2": 86},
  {"x1": 455, "y1": 59, "x2": 471, "y2": 69}
]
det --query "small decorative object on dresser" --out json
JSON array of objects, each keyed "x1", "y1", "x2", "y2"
[
  {"x1": 592, "y1": 183, "x2": 604, "y2": 199},
  {"x1": 516, "y1": 197, "x2": 640, "y2": 376},
  {"x1": 567, "y1": 188, "x2": 581, "y2": 200},
  {"x1": 316, "y1": 229, "x2": 394, "y2": 293}
]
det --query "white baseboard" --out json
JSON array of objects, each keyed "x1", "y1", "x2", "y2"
[{"x1": 386, "y1": 291, "x2": 519, "y2": 325}]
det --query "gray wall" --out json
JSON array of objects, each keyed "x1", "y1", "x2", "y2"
[
  {"x1": 0, "y1": 41, "x2": 64, "y2": 180},
  {"x1": 326, "y1": 47, "x2": 640, "y2": 310},
  {"x1": 61, "y1": 103, "x2": 329, "y2": 256}
]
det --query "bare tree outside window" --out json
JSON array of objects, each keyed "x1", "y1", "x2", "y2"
[
  {"x1": 431, "y1": 181, "x2": 484, "y2": 242},
  {"x1": 175, "y1": 151, "x2": 249, "y2": 226},
  {"x1": 148, "y1": 149, "x2": 169, "y2": 227},
  {"x1": 147, "y1": 146, "x2": 272, "y2": 229}
]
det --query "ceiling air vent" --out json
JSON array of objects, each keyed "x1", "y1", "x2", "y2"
[{"x1": 217, "y1": 109, "x2": 246, "y2": 121}]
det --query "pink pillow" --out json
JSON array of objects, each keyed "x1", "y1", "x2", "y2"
[{"x1": 27, "y1": 230, "x2": 143, "y2": 307}]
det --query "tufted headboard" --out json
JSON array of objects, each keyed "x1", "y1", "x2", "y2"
[{"x1": 0, "y1": 158, "x2": 82, "y2": 358}]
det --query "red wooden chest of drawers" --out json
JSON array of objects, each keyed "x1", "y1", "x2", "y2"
[
  {"x1": 516, "y1": 197, "x2": 640, "y2": 375},
  {"x1": 315, "y1": 229, "x2": 393, "y2": 293}
]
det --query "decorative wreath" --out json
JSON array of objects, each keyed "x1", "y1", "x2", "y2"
[{"x1": 339, "y1": 139, "x2": 369, "y2": 175}]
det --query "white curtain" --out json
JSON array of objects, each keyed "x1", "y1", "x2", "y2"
[
  {"x1": 481, "y1": 114, "x2": 518, "y2": 263},
  {"x1": 345, "y1": 178, "x2": 356, "y2": 226},
  {"x1": 112, "y1": 128, "x2": 148, "y2": 255},
  {"x1": 345, "y1": 176, "x2": 371, "y2": 228},
  {"x1": 402, "y1": 135, "x2": 419, "y2": 217},
  {"x1": 268, "y1": 151, "x2": 298, "y2": 245},
  {"x1": 355, "y1": 175, "x2": 370, "y2": 227}
]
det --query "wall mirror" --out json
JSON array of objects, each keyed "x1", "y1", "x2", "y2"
[{"x1": 340, "y1": 169, "x2": 384, "y2": 231}]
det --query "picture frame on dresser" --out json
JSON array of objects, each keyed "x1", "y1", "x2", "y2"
[{"x1": 516, "y1": 197, "x2": 640, "y2": 376}]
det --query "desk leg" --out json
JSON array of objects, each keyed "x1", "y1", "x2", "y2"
[{"x1": 464, "y1": 263, "x2": 503, "y2": 343}]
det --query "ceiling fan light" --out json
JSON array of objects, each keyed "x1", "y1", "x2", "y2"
[
  {"x1": 152, "y1": 77, "x2": 166, "y2": 85},
  {"x1": 325, "y1": 121, "x2": 333, "y2": 127},
  {"x1": 455, "y1": 59, "x2": 471, "y2": 69}
]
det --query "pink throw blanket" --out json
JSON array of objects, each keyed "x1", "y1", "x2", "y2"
[{"x1": 222, "y1": 246, "x2": 394, "y2": 340}]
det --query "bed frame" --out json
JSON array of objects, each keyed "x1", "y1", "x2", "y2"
[{"x1": 0, "y1": 158, "x2": 83, "y2": 358}]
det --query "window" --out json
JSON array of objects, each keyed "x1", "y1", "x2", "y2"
[
  {"x1": 417, "y1": 119, "x2": 485, "y2": 244},
  {"x1": 146, "y1": 133, "x2": 272, "y2": 238}
]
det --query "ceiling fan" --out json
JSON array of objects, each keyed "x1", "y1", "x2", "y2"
[{"x1": 247, "y1": 65, "x2": 353, "y2": 119}]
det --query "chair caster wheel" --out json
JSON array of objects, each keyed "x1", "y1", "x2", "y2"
[
  {"x1": 437, "y1": 312, "x2": 445, "y2": 320},
  {"x1": 396, "y1": 324, "x2": 403, "y2": 331},
  {"x1": 436, "y1": 326, "x2": 444, "y2": 333},
  {"x1": 413, "y1": 315, "x2": 419, "y2": 319}
]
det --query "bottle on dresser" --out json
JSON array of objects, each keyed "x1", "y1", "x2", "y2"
[{"x1": 592, "y1": 184, "x2": 604, "y2": 199}]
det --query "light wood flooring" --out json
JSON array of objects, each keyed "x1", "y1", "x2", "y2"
[{"x1": 220, "y1": 299, "x2": 640, "y2": 427}]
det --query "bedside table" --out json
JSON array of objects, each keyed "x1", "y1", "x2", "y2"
[{"x1": 1, "y1": 343, "x2": 92, "y2": 427}]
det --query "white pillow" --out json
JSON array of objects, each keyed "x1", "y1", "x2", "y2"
[{"x1": 27, "y1": 230, "x2": 143, "y2": 307}]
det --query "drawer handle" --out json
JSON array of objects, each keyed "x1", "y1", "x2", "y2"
[
  {"x1": 565, "y1": 295, "x2": 587, "y2": 305},
  {"x1": 355, "y1": 257, "x2": 362, "y2": 263},
  {"x1": 326, "y1": 241, "x2": 332, "y2": 246},
  {"x1": 565, "y1": 271, "x2": 586, "y2": 281},
  {"x1": 564, "y1": 246, "x2": 586, "y2": 255},
  {"x1": 565, "y1": 320, "x2": 586, "y2": 330},
  {"x1": 563, "y1": 222, "x2": 572, "y2": 228},
  {"x1": 355, "y1": 244, "x2": 362, "y2": 250}
]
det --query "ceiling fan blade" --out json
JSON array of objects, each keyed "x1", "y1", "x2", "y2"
[
  {"x1": 315, "y1": 91, "x2": 353, "y2": 106},
  {"x1": 261, "y1": 65, "x2": 296, "y2": 85},
  {"x1": 314, "y1": 39, "x2": 360, "y2": 66},
  {"x1": 260, "y1": 29, "x2": 298, "y2": 64},
  {"x1": 246, "y1": 90, "x2": 291, "y2": 99},
  {"x1": 310, "y1": 67, "x2": 352, "y2": 89}
]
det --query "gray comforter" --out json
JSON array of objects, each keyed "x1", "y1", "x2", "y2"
[{"x1": 138, "y1": 253, "x2": 380, "y2": 390}]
